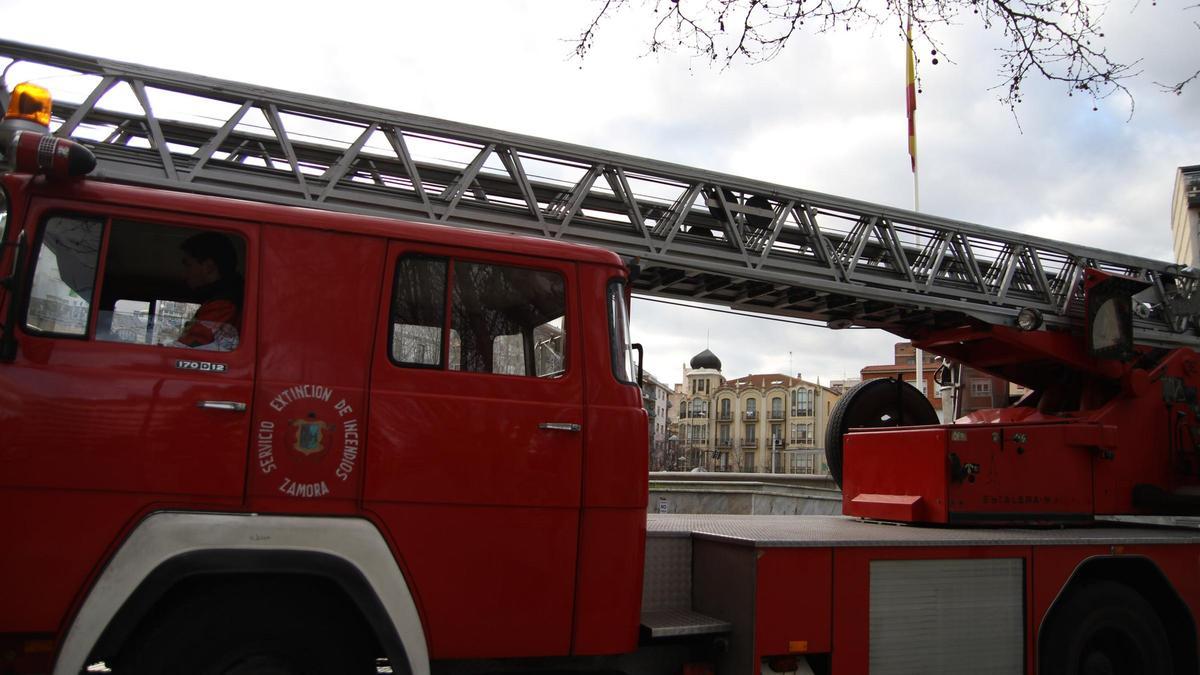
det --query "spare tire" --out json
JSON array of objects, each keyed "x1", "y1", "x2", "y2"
[{"x1": 824, "y1": 378, "x2": 939, "y2": 487}]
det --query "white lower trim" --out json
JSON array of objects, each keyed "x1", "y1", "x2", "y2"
[{"x1": 54, "y1": 511, "x2": 429, "y2": 675}]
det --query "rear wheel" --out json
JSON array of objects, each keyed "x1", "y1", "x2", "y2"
[
  {"x1": 1039, "y1": 580, "x2": 1173, "y2": 675},
  {"x1": 115, "y1": 576, "x2": 379, "y2": 675},
  {"x1": 823, "y1": 378, "x2": 938, "y2": 486}
]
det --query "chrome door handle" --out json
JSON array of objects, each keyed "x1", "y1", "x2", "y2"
[
  {"x1": 539, "y1": 422, "x2": 581, "y2": 432},
  {"x1": 196, "y1": 400, "x2": 247, "y2": 412}
]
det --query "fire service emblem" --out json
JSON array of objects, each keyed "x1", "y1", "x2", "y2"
[
  {"x1": 291, "y1": 414, "x2": 330, "y2": 457},
  {"x1": 255, "y1": 383, "x2": 362, "y2": 499}
]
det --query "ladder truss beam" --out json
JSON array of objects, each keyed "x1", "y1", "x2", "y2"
[{"x1": 2, "y1": 39, "x2": 1198, "y2": 348}]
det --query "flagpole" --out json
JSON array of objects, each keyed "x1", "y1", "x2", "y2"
[
  {"x1": 906, "y1": 15, "x2": 932, "y2": 411},
  {"x1": 913, "y1": 155, "x2": 920, "y2": 213}
]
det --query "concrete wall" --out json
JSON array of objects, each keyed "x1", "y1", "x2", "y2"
[{"x1": 648, "y1": 472, "x2": 842, "y2": 516}]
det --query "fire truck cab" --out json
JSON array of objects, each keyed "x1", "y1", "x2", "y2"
[{"x1": 0, "y1": 155, "x2": 648, "y2": 673}]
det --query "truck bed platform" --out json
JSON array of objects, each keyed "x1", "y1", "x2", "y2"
[
  {"x1": 640, "y1": 514, "x2": 1200, "y2": 671},
  {"x1": 646, "y1": 513, "x2": 1200, "y2": 547}
]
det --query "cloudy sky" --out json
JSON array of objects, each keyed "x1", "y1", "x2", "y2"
[{"x1": 3, "y1": 0, "x2": 1197, "y2": 388}]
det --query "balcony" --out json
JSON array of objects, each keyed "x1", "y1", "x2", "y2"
[
  {"x1": 716, "y1": 438, "x2": 733, "y2": 448},
  {"x1": 791, "y1": 408, "x2": 814, "y2": 417},
  {"x1": 768, "y1": 410, "x2": 785, "y2": 420},
  {"x1": 717, "y1": 411, "x2": 733, "y2": 421},
  {"x1": 743, "y1": 410, "x2": 757, "y2": 421},
  {"x1": 741, "y1": 438, "x2": 758, "y2": 448}
]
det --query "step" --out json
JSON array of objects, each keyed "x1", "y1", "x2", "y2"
[{"x1": 640, "y1": 608, "x2": 732, "y2": 638}]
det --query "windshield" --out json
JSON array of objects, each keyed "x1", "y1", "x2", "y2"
[{"x1": 608, "y1": 279, "x2": 635, "y2": 384}]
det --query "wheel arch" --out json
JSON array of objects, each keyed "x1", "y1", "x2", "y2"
[
  {"x1": 53, "y1": 512, "x2": 430, "y2": 675},
  {"x1": 1036, "y1": 554, "x2": 1197, "y2": 675}
]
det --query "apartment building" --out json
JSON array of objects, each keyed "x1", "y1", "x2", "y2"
[
  {"x1": 641, "y1": 371, "x2": 673, "y2": 469},
  {"x1": 1170, "y1": 165, "x2": 1200, "y2": 267},
  {"x1": 673, "y1": 349, "x2": 841, "y2": 474}
]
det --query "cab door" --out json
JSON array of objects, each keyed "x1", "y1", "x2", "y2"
[
  {"x1": 364, "y1": 242, "x2": 584, "y2": 659},
  {"x1": 0, "y1": 198, "x2": 257, "y2": 632}
]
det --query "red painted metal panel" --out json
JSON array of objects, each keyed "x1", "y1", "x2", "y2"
[
  {"x1": 365, "y1": 241, "x2": 585, "y2": 657},
  {"x1": 369, "y1": 503, "x2": 579, "y2": 658},
  {"x1": 578, "y1": 264, "x2": 646, "y2": 509},
  {"x1": 947, "y1": 424, "x2": 1095, "y2": 519},
  {"x1": 755, "y1": 548, "x2": 833, "y2": 659},
  {"x1": 570, "y1": 509, "x2": 646, "y2": 655},
  {"x1": 0, "y1": 492, "x2": 239, "y2": 632},
  {"x1": 24, "y1": 179, "x2": 623, "y2": 267},
  {"x1": 248, "y1": 225, "x2": 384, "y2": 509},
  {"x1": 1031, "y1": 544, "x2": 1200, "y2": 673},
  {"x1": 0, "y1": 193, "x2": 257, "y2": 639},
  {"x1": 843, "y1": 427, "x2": 949, "y2": 522}
]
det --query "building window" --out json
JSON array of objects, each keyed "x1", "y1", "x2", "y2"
[
  {"x1": 971, "y1": 379, "x2": 992, "y2": 396},
  {"x1": 743, "y1": 423, "x2": 756, "y2": 442},
  {"x1": 770, "y1": 397, "x2": 784, "y2": 419},
  {"x1": 797, "y1": 453, "x2": 816, "y2": 474},
  {"x1": 793, "y1": 388, "x2": 813, "y2": 416},
  {"x1": 742, "y1": 451, "x2": 755, "y2": 471}
]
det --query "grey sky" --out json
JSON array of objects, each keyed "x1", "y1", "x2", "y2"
[{"x1": 3, "y1": 0, "x2": 1197, "y2": 387}]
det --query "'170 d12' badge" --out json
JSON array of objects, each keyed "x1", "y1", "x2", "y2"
[{"x1": 255, "y1": 384, "x2": 361, "y2": 499}]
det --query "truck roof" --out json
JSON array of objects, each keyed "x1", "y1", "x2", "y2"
[{"x1": 22, "y1": 175, "x2": 627, "y2": 269}]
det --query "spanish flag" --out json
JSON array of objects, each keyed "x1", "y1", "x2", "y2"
[{"x1": 906, "y1": 19, "x2": 917, "y2": 173}]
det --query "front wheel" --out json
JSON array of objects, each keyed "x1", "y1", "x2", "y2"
[
  {"x1": 1039, "y1": 580, "x2": 1173, "y2": 675},
  {"x1": 115, "y1": 576, "x2": 380, "y2": 675}
]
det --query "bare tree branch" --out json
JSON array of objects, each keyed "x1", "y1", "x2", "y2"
[
  {"x1": 1154, "y1": 20, "x2": 1200, "y2": 94},
  {"x1": 572, "y1": 0, "x2": 1187, "y2": 112}
]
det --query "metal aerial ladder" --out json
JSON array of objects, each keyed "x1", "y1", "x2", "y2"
[{"x1": 2, "y1": 38, "x2": 1199, "y2": 349}]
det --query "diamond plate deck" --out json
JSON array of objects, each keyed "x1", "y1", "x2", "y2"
[{"x1": 647, "y1": 514, "x2": 1200, "y2": 548}]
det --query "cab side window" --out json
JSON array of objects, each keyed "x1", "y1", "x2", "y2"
[
  {"x1": 391, "y1": 256, "x2": 447, "y2": 367},
  {"x1": 25, "y1": 214, "x2": 247, "y2": 352},
  {"x1": 389, "y1": 255, "x2": 566, "y2": 377},
  {"x1": 26, "y1": 215, "x2": 102, "y2": 337}
]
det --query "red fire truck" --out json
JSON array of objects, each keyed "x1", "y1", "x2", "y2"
[{"x1": 4, "y1": 41, "x2": 1200, "y2": 675}]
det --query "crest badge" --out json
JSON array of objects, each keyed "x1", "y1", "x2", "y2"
[{"x1": 291, "y1": 414, "x2": 330, "y2": 457}]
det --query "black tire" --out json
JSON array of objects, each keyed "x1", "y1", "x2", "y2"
[
  {"x1": 823, "y1": 377, "x2": 938, "y2": 487},
  {"x1": 115, "y1": 576, "x2": 379, "y2": 675},
  {"x1": 1039, "y1": 580, "x2": 1173, "y2": 675}
]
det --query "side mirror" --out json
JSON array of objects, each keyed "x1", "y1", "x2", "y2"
[
  {"x1": 632, "y1": 342, "x2": 644, "y2": 387},
  {"x1": 0, "y1": 230, "x2": 27, "y2": 362}
]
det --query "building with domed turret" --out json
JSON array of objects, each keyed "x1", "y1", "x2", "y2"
[{"x1": 668, "y1": 348, "x2": 841, "y2": 474}]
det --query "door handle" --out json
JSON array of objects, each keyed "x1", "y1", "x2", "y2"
[
  {"x1": 539, "y1": 422, "x2": 581, "y2": 432},
  {"x1": 196, "y1": 400, "x2": 247, "y2": 412}
]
